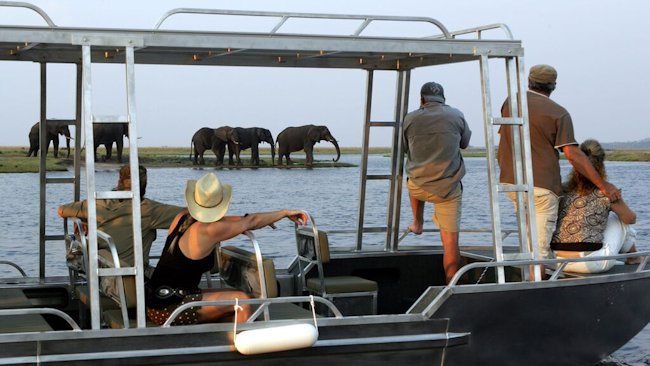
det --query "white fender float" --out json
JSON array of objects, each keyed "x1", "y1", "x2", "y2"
[
  {"x1": 235, "y1": 323, "x2": 318, "y2": 355},
  {"x1": 557, "y1": 213, "x2": 636, "y2": 274}
]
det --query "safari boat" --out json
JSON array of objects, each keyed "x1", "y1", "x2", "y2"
[{"x1": 1, "y1": 3, "x2": 649, "y2": 365}]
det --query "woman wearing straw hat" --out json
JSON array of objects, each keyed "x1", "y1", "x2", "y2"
[{"x1": 146, "y1": 172, "x2": 307, "y2": 325}]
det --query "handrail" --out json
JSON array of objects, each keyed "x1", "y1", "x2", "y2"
[
  {"x1": 241, "y1": 230, "x2": 270, "y2": 321},
  {"x1": 448, "y1": 250, "x2": 650, "y2": 286},
  {"x1": 162, "y1": 296, "x2": 343, "y2": 327},
  {"x1": 0, "y1": 308, "x2": 81, "y2": 331},
  {"x1": 96, "y1": 230, "x2": 131, "y2": 329},
  {"x1": 0, "y1": 1, "x2": 56, "y2": 27},
  {"x1": 427, "y1": 23, "x2": 514, "y2": 40},
  {"x1": 0, "y1": 261, "x2": 27, "y2": 277},
  {"x1": 153, "y1": 8, "x2": 451, "y2": 39}
]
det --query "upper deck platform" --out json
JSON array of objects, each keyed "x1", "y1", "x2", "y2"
[{"x1": 0, "y1": 3, "x2": 523, "y2": 70}]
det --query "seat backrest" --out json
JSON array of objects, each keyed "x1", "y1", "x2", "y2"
[
  {"x1": 97, "y1": 249, "x2": 138, "y2": 308},
  {"x1": 219, "y1": 245, "x2": 278, "y2": 298},
  {"x1": 295, "y1": 227, "x2": 330, "y2": 264}
]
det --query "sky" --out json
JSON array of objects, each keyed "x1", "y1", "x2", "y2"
[{"x1": 1, "y1": 0, "x2": 649, "y2": 148}]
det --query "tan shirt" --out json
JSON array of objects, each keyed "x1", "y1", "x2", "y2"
[
  {"x1": 59, "y1": 199, "x2": 183, "y2": 266},
  {"x1": 498, "y1": 91, "x2": 577, "y2": 196}
]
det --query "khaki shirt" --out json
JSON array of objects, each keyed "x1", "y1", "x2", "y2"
[
  {"x1": 59, "y1": 199, "x2": 183, "y2": 266},
  {"x1": 498, "y1": 91, "x2": 577, "y2": 196},
  {"x1": 403, "y1": 101, "x2": 472, "y2": 198}
]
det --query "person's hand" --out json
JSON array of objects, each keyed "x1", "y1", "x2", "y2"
[
  {"x1": 601, "y1": 181, "x2": 621, "y2": 203},
  {"x1": 286, "y1": 210, "x2": 308, "y2": 226}
]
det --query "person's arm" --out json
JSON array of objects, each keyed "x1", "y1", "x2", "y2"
[
  {"x1": 459, "y1": 117, "x2": 472, "y2": 149},
  {"x1": 58, "y1": 201, "x2": 88, "y2": 219},
  {"x1": 562, "y1": 145, "x2": 621, "y2": 202},
  {"x1": 610, "y1": 197, "x2": 636, "y2": 225},
  {"x1": 184, "y1": 210, "x2": 307, "y2": 259}
]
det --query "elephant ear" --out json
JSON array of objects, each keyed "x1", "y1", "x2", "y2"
[{"x1": 307, "y1": 127, "x2": 321, "y2": 142}]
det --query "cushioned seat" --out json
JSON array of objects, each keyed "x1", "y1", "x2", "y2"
[
  {"x1": 306, "y1": 276, "x2": 378, "y2": 294},
  {"x1": 295, "y1": 223, "x2": 378, "y2": 315}
]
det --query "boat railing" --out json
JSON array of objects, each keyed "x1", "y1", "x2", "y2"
[
  {"x1": 162, "y1": 296, "x2": 343, "y2": 327},
  {"x1": 153, "y1": 7, "x2": 452, "y2": 39},
  {"x1": 448, "y1": 249, "x2": 650, "y2": 287},
  {"x1": 0, "y1": 308, "x2": 81, "y2": 331},
  {"x1": 0, "y1": 261, "x2": 27, "y2": 277},
  {"x1": 0, "y1": 1, "x2": 56, "y2": 27}
]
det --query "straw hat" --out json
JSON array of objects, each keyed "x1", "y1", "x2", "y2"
[{"x1": 185, "y1": 173, "x2": 232, "y2": 223}]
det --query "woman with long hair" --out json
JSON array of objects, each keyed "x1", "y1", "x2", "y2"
[{"x1": 551, "y1": 139, "x2": 638, "y2": 272}]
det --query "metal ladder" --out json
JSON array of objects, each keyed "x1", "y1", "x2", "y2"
[
  {"x1": 356, "y1": 69, "x2": 411, "y2": 252},
  {"x1": 80, "y1": 43, "x2": 146, "y2": 329},
  {"x1": 479, "y1": 54, "x2": 540, "y2": 283},
  {"x1": 37, "y1": 62, "x2": 82, "y2": 279}
]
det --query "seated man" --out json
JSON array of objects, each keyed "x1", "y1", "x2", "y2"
[{"x1": 58, "y1": 165, "x2": 184, "y2": 270}]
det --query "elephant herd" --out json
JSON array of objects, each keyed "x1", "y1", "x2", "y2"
[
  {"x1": 27, "y1": 122, "x2": 129, "y2": 162},
  {"x1": 26, "y1": 121, "x2": 341, "y2": 167},
  {"x1": 191, "y1": 124, "x2": 340, "y2": 167}
]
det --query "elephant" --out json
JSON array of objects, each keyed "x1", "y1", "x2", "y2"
[
  {"x1": 225, "y1": 127, "x2": 275, "y2": 166},
  {"x1": 276, "y1": 124, "x2": 340, "y2": 167},
  {"x1": 190, "y1": 126, "x2": 240, "y2": 166},
  {"x1": 93, "y1": 123, "x2": 128, "y2": 163},
  {"x1": 26, "y1": 121, "x2": 71, "y2": 158}
]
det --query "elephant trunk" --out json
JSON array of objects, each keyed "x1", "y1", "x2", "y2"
[
  {"x1": 64, "y1": 128, "x2": 71, "y2": 158},
  {"x1": 329, "y1": 138, "x2": 340, "y2": 162}
]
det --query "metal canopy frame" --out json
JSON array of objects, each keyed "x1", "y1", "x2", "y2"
[{"x1": 1, "y1": 2, "x2": 537, "y2": 328}]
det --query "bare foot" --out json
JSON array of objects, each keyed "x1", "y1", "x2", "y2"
[
  {"x1": 625, "y1": 257, "x2": 643, "y2": 265},
  {"x1": 408, "y1": 222, "x2": 423, "y2": 235}
]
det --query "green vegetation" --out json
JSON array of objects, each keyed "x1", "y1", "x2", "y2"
[{"x1": 1, "y1": 146, "x2": 648, "y2": 173}]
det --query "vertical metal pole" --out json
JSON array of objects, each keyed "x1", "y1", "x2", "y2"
[
  {"x1": 388, "y1": 70, "x2": 410, "y2": 251},
  {"x1": 125, "y1": 46, "x2": 146, "y2": 328},
  {"x1": 81, "y1": 45, "x2": 101, "y2": 329},
  {"x1": 74, "y1": 63, "x2": 82, "y2": 201},
  {"x1": 515, "y1": 58, "x2": 541, "y2": 281},
  {"x1": 38, "y1": 62, "x2": 47, "y2": 278},
  {"x1": 356, "y1": 70, "x2": 374, "y2": 251},
  {"x1": 479, "y1": 55, "x2": 506, "y2": 283}
]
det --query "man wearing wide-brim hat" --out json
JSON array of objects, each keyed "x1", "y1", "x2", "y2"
[{"x1": 497, "y1": 64, "x2": 622, "y2": 276}]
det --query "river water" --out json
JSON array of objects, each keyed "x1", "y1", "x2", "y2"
[{"x1": 0, "y1": 154, "x2": 648, "y2": 365}]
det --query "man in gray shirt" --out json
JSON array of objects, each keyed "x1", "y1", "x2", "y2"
[{"x1": 403, "y1": 81, "x2": 472, "y2": 283}]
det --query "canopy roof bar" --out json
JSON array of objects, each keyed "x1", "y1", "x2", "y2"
[
  {"x1": 1, "y1": 3, "x2": 522, "y2": 71},
  {"x1": 153, "y1": 8, "x2": 452, "y2": 39},
  {"x1": 0, "y1": 1, "x2": 56, "y2": 27}
]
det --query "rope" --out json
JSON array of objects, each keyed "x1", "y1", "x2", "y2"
[
  {"x1": 232, "y1": 298, "x2": 243, "y2": 336},
  {"x1": 309, "y1": 295, "x2": 318, "y2": 328}
]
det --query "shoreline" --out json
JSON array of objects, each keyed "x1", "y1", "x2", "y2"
[{"x1": 2, "y1": 146, "x2": 649, "y2": 173}]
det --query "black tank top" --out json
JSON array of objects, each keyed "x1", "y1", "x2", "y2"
[{"x1": 147, "y1": 214, "x2": 215, "y2": 307}]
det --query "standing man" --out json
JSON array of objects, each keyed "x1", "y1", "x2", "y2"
[
  {"x1": 403, "y1": 81, "x2": 472, "y2": 283},
  {"x1": 498, "y1": 64, "x2": 620, "y2": 269}
]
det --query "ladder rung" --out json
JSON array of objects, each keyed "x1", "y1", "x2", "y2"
[
  {"x1": 492, "y1": 117, "x2": 523, "y2": 126},
  {"x1": 96, "y1": 191, "x2": 133, "y2": 200},
  {"x1": 367, "y1": 174, "x2": 391, "y2": 180},
  {"x1": 98, "y1": 267, "x2": 136, "y2": 277},
  {"x1": 502, "y1": 252, "x2": 534, "y2": 261},
  {"x1": 46, "y1": 177, "x2": 75, "y2": 184},
  {"x1": 497, "y1": 184, "x2": 529, "y2": 193},
  {"x1": 44, "y1": 234, "x2": 65, "y2": 241},
  {"x1": 369, "y1": 121, "x2": 397, "y2": 127},
  {"x1": 92, "y1": 115, "x2": 129, "y2": 124}
]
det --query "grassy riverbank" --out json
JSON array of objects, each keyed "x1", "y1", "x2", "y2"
[{"x1": 1, "y1": 146, "x2": 649, "y2": 173}]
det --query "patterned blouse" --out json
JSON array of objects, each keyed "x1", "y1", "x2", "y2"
[{"x1": 552, "y1": 189, "x2": 610, "y2": 246}]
